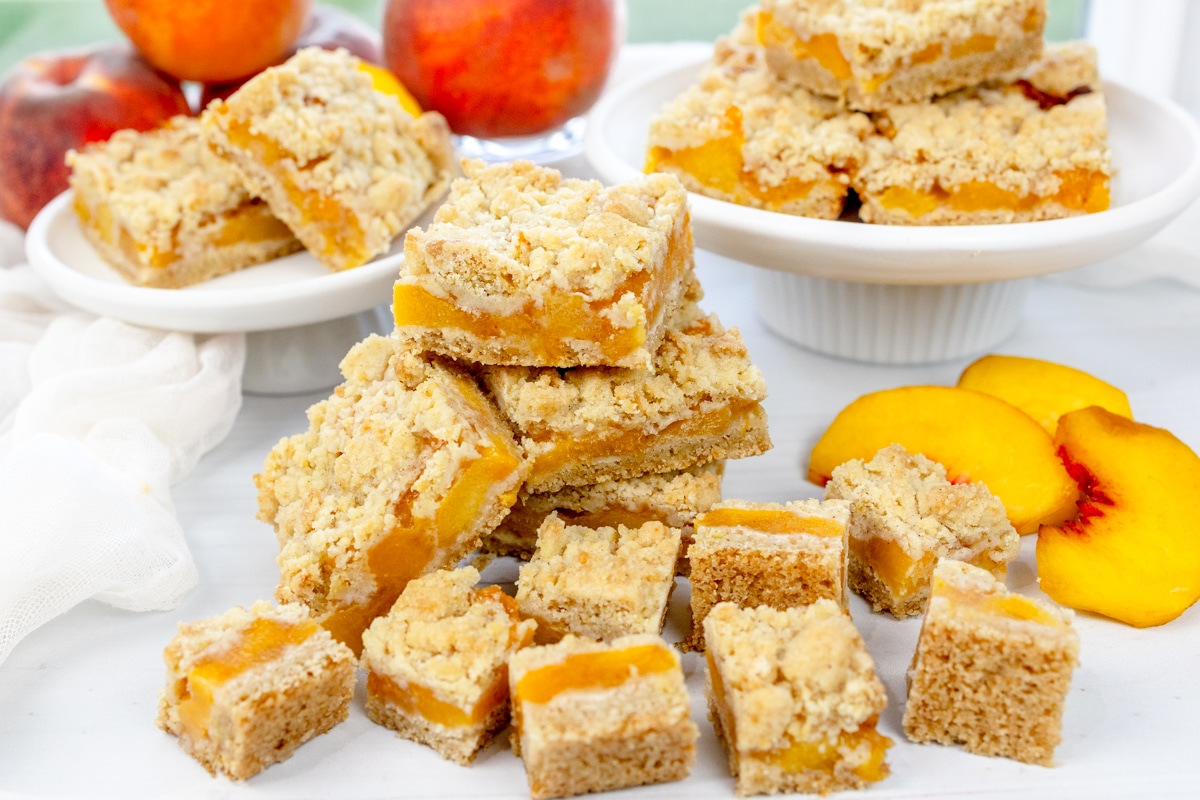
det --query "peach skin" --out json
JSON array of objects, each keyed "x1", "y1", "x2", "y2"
[
  {"x1": 957, "y1": 354, "x2": 1133, "y2": 435},
  {"x1": 808, "y1": 385, "x2": 1078, "y2": 535},
  {"x1": 1037, "y1": 406, "x2": 1200, "y2": 627}
]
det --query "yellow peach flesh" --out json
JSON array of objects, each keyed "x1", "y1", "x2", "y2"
[
  {"x1": 932, "y1": 574, "x2": 1063, "y2": 627},
  {"x1": 697, "y1": 507, "x2": 842, "y2": 537},
  {"x1": 878, "y1": 169, "x2": 1110, "y2": 219},
  {"x1": 756, "y1": 12, "x2": 852, "y2": 80},
  {"x1": 367, "y1": 669, "x2": 509, "y2": 729},
  {"x1": 515, "y1": 644, "x2": 675, "y2": 704}
]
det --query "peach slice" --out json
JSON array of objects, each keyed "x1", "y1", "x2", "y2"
[
  {"x1": 808, "y1": 386, "x2": 1077, "y2": 535},
  {"x1": 957, "y1": 354, "x2": 1133, "y2": 435},
  {"x1": 1037, "y1": 406, "x2": 1200, "y2": 627}
]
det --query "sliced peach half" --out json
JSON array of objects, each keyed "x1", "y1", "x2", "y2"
[
  {"x1": 1037, "y1": 406, "x2": 1200, "y2": 627},
  {"x1": 956, "y1": 354, "x2": 1133, "y2": 435},
  {"x1": 808, "y1": 385, "x2": 1077, "y2": 535}
]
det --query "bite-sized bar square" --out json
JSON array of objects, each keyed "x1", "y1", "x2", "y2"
[
  {"x1": 903, "y1": 559, "x2": 1080, "y2": 765},
  {"x1": 393, "y1": 159, "x2": 694, "y2": 369},
  {"x1": 256, "y1": 334, "x2": 528, "y2": 654},
  {"x1": 68, "y1": 115, "x2": 301, "y2": 288},
  {"x1": 509, "y1": 633, "x2": 698, "y2": 800},
  {"x1": 704, "y1": 600, "x2": 892, "y2": 796},
  {"x1": 825, "y1": 444, "x2": 1020, "y2": 618},
  {"x1": 684, "y1": 497, "x2": 851, "y2": 652},
  {"x1": 203, "y1": 46, "x2": 457, "y2": 271},
  {"x1": 646, "y1": 34, "x2": 871, "y2": 219},
  {"x1": 156, "y1": 601, "x2": 355, "y2": 780},
  {"x1": 856, "y1": 42, "x2": 1111, "y2": 225},
  {"x1": 515, "y1": 514, "x2": 681, "y2": 643},
  {"x1": 481, "y1": 307, "x2": 770, "y2": 494},
  {"x1": 756, "y1": 0, "x2": 1046, "y2": 112},
  {"x1": 360, "y1": 567, "x2": 536, "y2": 765}
]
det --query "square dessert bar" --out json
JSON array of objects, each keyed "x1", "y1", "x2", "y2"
[
  {"x1": 646, "y1": 35, "x2": 871, "y2": 219},
  {"x1": 903, "y1": 559, "x2": 1080, "y2": 765},
  {"x1": 394, "y1": 159, "x2": 694, "y2": 369},
  {"x1": 825, "y1": 444, "x2": 1019, "y2": 618},
  {"x1": 481, "y1": 308, "x2": 771, "y2": 494},
  {"x1": 68, "y1": 115, "x2": 300, "y2": 288},
  {"x1": 482, "y1": 463, "x2": 723, "y2": 572},
  {"x1": 360, "y1": 567, "x2": 536, "y2": 765},
  {"x1": 756, "y1": 0, "x2": 1046, "y2": 112},
  {"x1": 684, "y1": 497, "x2": 851, "y2": 652},
  {"x1": 704, "y1": 601, "x2": 892, "y2": 796},
  {"x1": 856, "y1": 42, "x2": 1111, "y2": 225},
  {"x1": 256, "y1": 333, "x2": 528, "y2": 654},
  {"x1": 509, "y1": 633, "x2": 698, "y2": 800},
  {"x1": 156, "y1": 601, "x2": 356, "y2": 780},
  {"x1": 203, "y1": 46, "x2": 457, "y2": 271},
  {"x1": 515, "y1": 514, "x2": 682, "y2": 643}
]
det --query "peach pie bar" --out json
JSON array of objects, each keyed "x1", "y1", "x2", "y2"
[
  {"x1": 156, "y1": 601, "x2": 355, "y2": 780},
  {"x1": 480, "y1": 308, "x2": 770, "y2": 494},
  {"x1": 360, "y1": 567, "x2": 536, "y2": 765},
  {"x1": 68, "y1": 115, "x2": 300, "y2": 288},
  {"x1": 704, "y1": 601, "x2": 892, "y2": 796},
  {"x1": 755, "y1": 0, "x2": 1046, "y2": 112},
  {"x1": 646, "y1": 35, "x2": 871, "y2": 219},
  {"x1": 509, "y1": 634, "x2": 698, "y2": 800},
  {"x1": 684, "y1": 498, "x2": 850, "y2": 652},
  {"x1": 903, "y1": 559, "x2": 1079, "y2": 765},
  {"x1": 825, "y1": 444, "x2": 1019, "y2": 618},
  {"x1": 203, "y1": 46, "x2": 456, "y2": 271},
  {"x1": 256, "y1": 334, "x2": 528, "y2": 654},
  {"x1": 856, "y1": 42, "x2": 1111, "y2": 225},
  {"x1": 394, "y1": 159, "x2": 694, "y2": 369},
  {"x1": 515, "y1": 514, "x2": 682, "y2": 643}
]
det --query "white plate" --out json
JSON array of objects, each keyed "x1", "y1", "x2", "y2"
[
  {"x1": 24, "y1": 190, "x2": 429, "y2": 333},
  {"x1": 585, "y1": 45, "x2": 1200, "y2": 285}
]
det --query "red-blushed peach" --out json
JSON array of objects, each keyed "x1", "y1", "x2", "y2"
[
  {"x1": 0, "y1": 45, "x2": 189, "y2": 229},
  {"x1": 807, "y1": 385, "x2": 1078, "y2": 535},
  {"x1": 957, "y1": 354, "x2": 1133, "y2": 435},
  {"x1": 1037, "y1": 406, "x2": 1200, "y2": 627}
]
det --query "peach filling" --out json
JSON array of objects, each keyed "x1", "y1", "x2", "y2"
[
  {"x1": 212, "y1": 203, "x2": 297, "y2": 248},
  {"x1": 853, "y1": 536, "x2": 1007, "y2": 602},
  {"x1": 950, "y1": 34, "x2": 997, "y2": 59},
  {"x1": 526, "y1": 401, "x2": 764, "y2": 488},
  {"x1": 515, "y1": 644, "x2": 675, "y2": 705},
  {"x1": 756, "y1": 12, "x2": 851, "y2": 79},
  {"x1": 877, "y1": 168, "x2": 1110, "y2": 219},
  {"x1": 393, "y1": 218, "x2": 688, "y2": 365},
  {"x1": 176, "y1": 617, "x2": 318, "y2": 742},
  {"x1": 645, "y1": 106, "x2": 833, "y2": 211},
  {"x1": 319, "y1": 435, "x2": 524, "y2": 653},
  {"x1": 697, "y1": 507, "x2": 842, "y2": 537},
  {"x1": 222, "y1": 115, "x2": 367, "y2": 266},
  {"x1": 367, "y1": 670, "x2": 509, "y2": 729},
  {"x1": 75, "y1": 195, "x2": 179, "y2": 270},
  {"x1": 933, "y1": 575, "x2": 1063, "y2": 626}
]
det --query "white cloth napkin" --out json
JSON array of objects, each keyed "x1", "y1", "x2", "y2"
[{"x1": 0, "y1": 221, "x2": 245, "y2": 665}]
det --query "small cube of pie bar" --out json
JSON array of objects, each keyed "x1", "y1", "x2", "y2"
[
  {"x1": 156, "y1": 601, "x2": 355, "y2": 780},
  {"x1": 645, "y1": 34, "x2": 871, "y2": 219},
  {"x1": 67, "y1": 115, "x2": 301, "y2": 288},
  {"x1": 509, "y1": 633, "x2": 698, "y2": 800},
  {"x1": 481, "y1": 308, "x2": 770, "y2": 494},
  {"x1": 684, "y1": 497, "x2": 851, "y2": 652},
  {"x1": 360, "y1": 567, "x2": 536, "y2": 765},
  {"x1": 515, "y1": 514, "x2": 681, "y2": 643},
  {"x1": 903, "y1": 559, "x2": 1080, "y2": 765},
  {"x1": 825, "y1": 444, "x2": 1019, "y2": 618},
  {"x1": 256, "y1": 333, "x2": 528, "y2": 655},
  {"x1": 704, "y1": 600, "x2": 893, "y2": 796},
  {"x1": 394, "y1": 158, "x2": 694, "y2": 369},
  {"x1": 755, "y1": 0, "x2": 1046, "y2": 112},
  {"x1": 203, "y1": 46, "x2": 457, "y2": 271},
  {"x1": 856, "y1": 41, "x2": 1111, "y2": 225},
  {"x1": 481, "y1": 463, "x2": 724, "y2": 574}
]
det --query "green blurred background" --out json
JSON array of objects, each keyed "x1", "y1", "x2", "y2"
[{"x1": 0, "y1": 0, "x2": 1089, "y2": 75}]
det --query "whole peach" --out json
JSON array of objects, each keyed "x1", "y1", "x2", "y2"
[
  {"x1": 0, "y1": 45, "x2": 190, "y2": 230},
  {"x1": 105, "y1": 0, "x2": 313, "y2": 83}
]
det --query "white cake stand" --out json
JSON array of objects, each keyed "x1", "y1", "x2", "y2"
[{"x1": 25, "y1": 191, "x2": 430, "y2": 394}]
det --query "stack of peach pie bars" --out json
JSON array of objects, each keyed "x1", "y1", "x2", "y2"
[
  {"x1": 646, "y1": 0, "x2": 1112, "y2": 225},
  {"x1": 67, "y1": 46, "x2": 456, "y2": 288}
]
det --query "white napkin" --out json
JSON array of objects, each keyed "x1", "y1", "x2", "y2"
[{"x1": 0, "y1": 221, "x2": 245, "y2": 665}]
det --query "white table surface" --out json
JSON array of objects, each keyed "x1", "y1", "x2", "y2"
[{"x1": 4, "y1": 47, "x2": 1200, "y2": 799}]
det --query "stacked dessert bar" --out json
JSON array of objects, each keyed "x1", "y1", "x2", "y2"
[{"x1": 647, "y1": 0, "x2": 1112, "y2": 226}]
